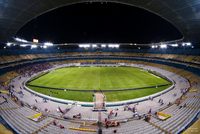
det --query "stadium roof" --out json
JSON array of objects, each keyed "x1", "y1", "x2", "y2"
[{"x1": 0, "y1": 0, "x2": 200, "y2": 43}]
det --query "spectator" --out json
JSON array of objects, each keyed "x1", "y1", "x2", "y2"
[
  {"x1": 168, "y1": 102, "x2": 171, "y2": 106},
  {"x1": 2, "y1": 96, "x2": 8, "y2": 103},
  {"x1": 115, "y1": 112, "x2": 118, "y2": 117},
  {"x1": 53, "y1": 120, "x2": 57, "y2": 126},
  {"x1": 59, "y1": 124, "x2": 64, "y2": 129},
  {"x1": 183, "y1": 103, "x2": 187, "y2": 107},
  {"x1": 105, "y1": 118, "x2": 107, "y2": 122},
  {"x1": 173, "y1": 93, "x2": 177, "y2": 97},
  {"x1": 148, "y1": 108, "x2": 152, "y2": 114}
]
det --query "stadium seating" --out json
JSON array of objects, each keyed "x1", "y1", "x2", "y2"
[
  {"x1": 0, "y1": 97, "x2": 93, "y2": 134},
  {"x1": 1, "y1": 52, "x2": 200, "y2": 67},
  {"x1": 1, "y1": 51, "x2": 200, "y2": 134}
]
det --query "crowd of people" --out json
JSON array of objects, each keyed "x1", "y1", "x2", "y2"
[{"x1": 17, "y1": 63, "x2": 52, "y2": 76}]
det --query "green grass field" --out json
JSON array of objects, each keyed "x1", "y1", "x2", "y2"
[{"x1": 27, "y1": 66, "x2": 172, "y2": 102}]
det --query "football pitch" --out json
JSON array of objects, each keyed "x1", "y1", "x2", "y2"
[{"x1": 27, "y1": 66, "x2": 172, "y2": 102}]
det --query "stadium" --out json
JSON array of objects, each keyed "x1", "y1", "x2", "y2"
[{"x1": 0, "y1": 1, "x2": 200, "y2": 134}]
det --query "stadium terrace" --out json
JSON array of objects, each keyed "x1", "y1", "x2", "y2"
[{"x1": 0, "y1": 1, "x2": 200, "y2": 134}]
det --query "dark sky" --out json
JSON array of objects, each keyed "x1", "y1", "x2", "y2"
[{"x1": 16, "y1": 2, "x2": 182, "y2": 44}]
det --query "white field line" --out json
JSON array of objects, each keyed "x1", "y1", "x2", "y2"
[{"x1": 150, "y1": 73, "x2": 161, "y2": 79}]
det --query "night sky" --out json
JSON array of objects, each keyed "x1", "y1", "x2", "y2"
[{"x1": 16, "y1": 2, "x2": 182, "y2": 44}]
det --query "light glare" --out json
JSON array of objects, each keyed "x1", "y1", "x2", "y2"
[
  {"x1": 171, "y1": 44, "x2": 178, "y2": 47},
  {"x1": 101, "y1": 44, "x2": 106, "y2": 48},
  {"x1": 20, "y1": 44, "x2": 28, "y2": 47},
  {"x1": 79, "y1": 44, "x2": 90, "y2": 48},
  {"x1": 108, "y1": 44, "x2": 119, "y2": 48},
  {"x1": 15, "y1": 37, "x2": 28, "y2": 43},
  {"x1": 92, "y1": 44, "x2": 97, "y2": 48},
  {"x1": 44, "y1": 42, "x2": 53, "y2": 46},
  {"x1": 6, "y1": 42, "x2": 12, "y2": 46},
  {"x1": 31, "y1": 45, "x2": 37, "y2": 49},
  {"x1": 160, "y1": 44, "x2": 167, "y2": 49}
]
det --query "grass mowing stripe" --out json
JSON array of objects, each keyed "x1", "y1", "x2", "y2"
[
  {"x1": 27, "y1": 66, "x2": 172, "y2": 101},
  {"x1": 27, "y1": 85, "x2": 170, "y2": 102},
  {"x1": 29, "y1": 67, "x2": 171, "y2": 90}
]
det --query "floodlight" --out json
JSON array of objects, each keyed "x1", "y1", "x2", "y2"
[
  {"x1": 101, "y1": 44, "x2": 106, "y2": 48},
  {"x1": 31, "y1": 45, "x2": 37, "y2": 49},
  {"x1": 15, "y1": 37, "x2": 28, "y2": 43},
  {"x1": 171, "y1": 44, "x2": 178, "y2": 47},
  {"x1": 33, "y1": 39, "x2": 39, "y2": 43},
  {"x1": 43, "y1": 45, "x2": 47, "y2": 49},
  {"x1": 20, "y1": 44, "x2": 28, "y2": 47},
  {"x1": 186, "y1": 42, "x2": 191, "y2": 46},
  {"x1": 79, "y1": 44, "x2": 90, "y2": 48},
  {"x1": 6, "y1": 42, "x2": 12, "y2": 46},
  {"x1": 182, "y1": 42, "x2": 191, "y2": 46},
  {"x1": 44, "y1": 42, "x2": 53, "y2": 46},
  {"x1": 92, "y1": 44, "x2": 97, "y2": 48},
  {"x1": 108, "y1": 44, "x2": 119, "y2": 48},
  {"x1": 160, "y1": 44, "x2": 167, "y2": 49}
]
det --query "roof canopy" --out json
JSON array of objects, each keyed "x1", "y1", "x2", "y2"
[{"x1": 0, "y1": 0, "x2": 200, "y2": 43}]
